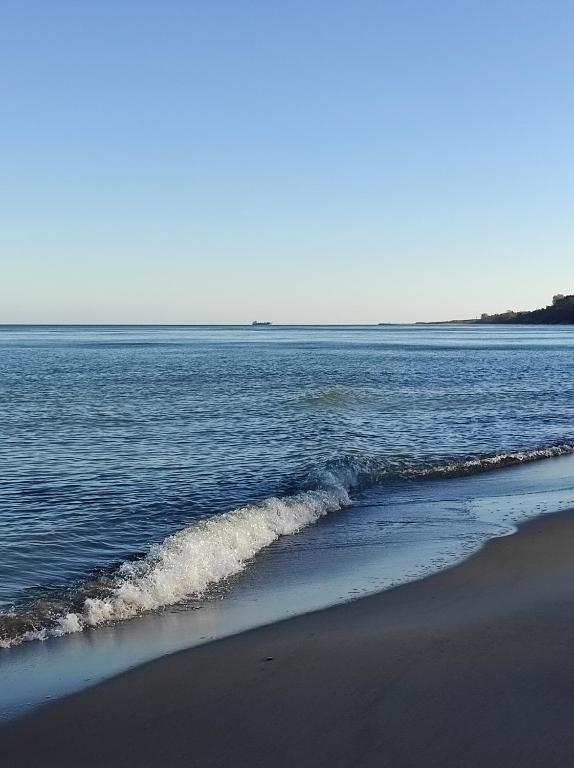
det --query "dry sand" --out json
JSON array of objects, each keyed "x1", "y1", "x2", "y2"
[{"x1": 3, "y1": 510, "x2": 574, "y2": 767}]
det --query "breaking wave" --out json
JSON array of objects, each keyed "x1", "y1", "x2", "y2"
[{"x1": 2, "y1": 440, "x2": 573, "y2": 648}]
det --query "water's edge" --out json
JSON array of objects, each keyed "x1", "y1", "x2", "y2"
[
  {"x1": 3, "y1": 500, "x2": 574, "y2": 729},
  {"x1": 2, "y1": 449, "x2": 574, "y2": 721}
]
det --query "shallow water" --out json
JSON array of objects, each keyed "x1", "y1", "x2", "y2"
[{"x1": 1, "y1": 325, "x2": 574, "y2": 715}]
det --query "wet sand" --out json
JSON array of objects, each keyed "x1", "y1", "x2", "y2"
[{"x1": 3, "y1": 509, "x2": 574, "y2": 767}]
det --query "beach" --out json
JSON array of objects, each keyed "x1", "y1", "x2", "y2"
[
  {"x1": 5, "y1": 1, "x2": 574, "y2": 763},
  {"x1": 3, "y1": 507, "x2": 574, "y2": 767}
]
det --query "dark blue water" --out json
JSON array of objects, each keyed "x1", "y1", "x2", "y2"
[{"x1": 1, "y1": 324, "x2": 574, "y2": 648}]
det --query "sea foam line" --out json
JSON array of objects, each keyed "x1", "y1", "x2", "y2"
[
  {"x1": 1, "y1": 470, "x2": 353, "y2": 647},
  {"x1": 2, "y1": 441, "x2": 574, "y2": 647}
]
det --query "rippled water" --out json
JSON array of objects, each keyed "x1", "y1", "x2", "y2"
[{"x1": 1, "y1": 324, "x2": 574, "y2": 646}]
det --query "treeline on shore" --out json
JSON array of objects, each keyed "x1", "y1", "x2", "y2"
[
  {"x1": 415, "y1": 294, "x2": 574, "y2": 325},
  {"x1": 476, "y1": 294, "x2": 574, "y2": 324}
]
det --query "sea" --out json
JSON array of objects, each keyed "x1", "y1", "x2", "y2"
[{"x1": 2, "y1": 324, "x2": 574, "y2": 717}]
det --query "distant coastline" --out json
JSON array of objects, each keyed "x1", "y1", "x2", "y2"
[{"x1": 415, "y1": 294, "x2": 574, "y2": 325}]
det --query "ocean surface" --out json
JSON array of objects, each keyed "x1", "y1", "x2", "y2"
[{"x1": 2, "y1": 324, "x2": 574, "y2": 715}]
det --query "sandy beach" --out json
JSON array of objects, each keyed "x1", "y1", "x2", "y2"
[
  {"x1": 3, "y1": 508, "x2": 574, "y2": 767},
  {"x1": 4, "y1": 1, "x2": 574, "y2": 763}
]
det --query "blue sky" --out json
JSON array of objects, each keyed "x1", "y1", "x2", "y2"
[{"x1": 2, "y1": 1, "x2": 573, "y2": 323}]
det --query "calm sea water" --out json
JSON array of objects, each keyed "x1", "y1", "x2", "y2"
[{"x1": 1, "y1": 324, "x2": 574, "y2": 651}]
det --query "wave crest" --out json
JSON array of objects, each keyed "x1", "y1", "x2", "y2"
[{"x1": 2, "y1": 441, "x2": 573, "y2": 648}]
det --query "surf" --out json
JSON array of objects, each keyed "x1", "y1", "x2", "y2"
[{"x1": 2, "y1": 440, "x2": 574, "y2": 648}]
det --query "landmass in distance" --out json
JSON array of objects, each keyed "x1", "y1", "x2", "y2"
[{"x1": 409, "y1": 294, "x2": 574, "y2": 326}]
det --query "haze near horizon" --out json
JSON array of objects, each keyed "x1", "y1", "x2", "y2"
[{"x1": 2, "y1": 1, "x2": 573, "y2": 324}]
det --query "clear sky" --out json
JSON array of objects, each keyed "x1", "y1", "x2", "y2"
[{"x1": 2, "y1": 1, "x2": 573, "y2": 323}]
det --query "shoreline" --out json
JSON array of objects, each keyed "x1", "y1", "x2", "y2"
[
  {"x1": 3, "y1": 508, "x2": 574, "y2": 766},
  {"x1": 5, "y1": 446, "x2": 574, "y2": 721}
]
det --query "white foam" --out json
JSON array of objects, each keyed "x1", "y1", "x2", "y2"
[
  {"x1": 73, "y1": 480, "x2": 350, "y2": 632},
  {"x1": 2, "y1": 441, "x2": 573, "y2": 647},
  {"x1": 410, "y1": 443, "x2": 574, "y2": 479}
]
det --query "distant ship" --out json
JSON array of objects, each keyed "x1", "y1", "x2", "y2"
[{"x1": 251, "y1": 321, "x2": 272, "y2": 326}]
